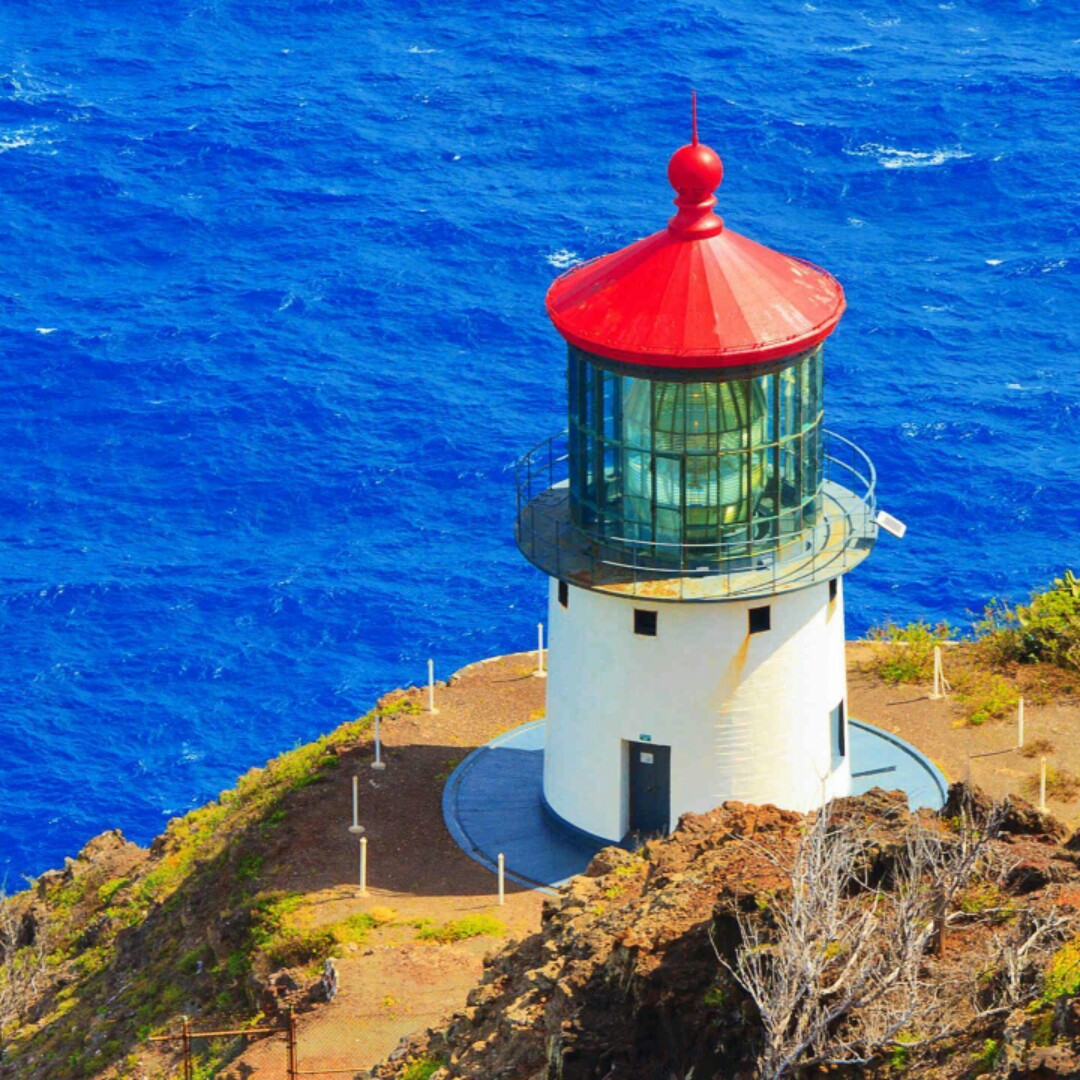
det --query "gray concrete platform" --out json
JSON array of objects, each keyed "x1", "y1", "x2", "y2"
[{"x1": 443, "y1": 719, "x2": 947, "y2": 890}]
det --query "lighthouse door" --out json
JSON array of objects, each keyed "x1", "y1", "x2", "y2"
[{"x1": 628, "y1": 742, "x2": 671, "y2": 836}]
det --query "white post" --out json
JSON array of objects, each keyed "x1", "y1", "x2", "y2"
[
  {"x1": 1017, "y1": 696, "x2": 1025, "y2": 750},
  {"x1": 371, "y1": 715, "x2": 386, "y2": 771},
  {"x1": 930, "y1": 645, "x2": 943, "y2": 700},
  {"x1": 497, "y1": 852, "x2": 505, "y2": 906},
  {"x1": 427, "y1": 658, "x2": 439, "y2": 714},
  {"x1": 1040, "y1": 757, "x2": 1047, "y2": 812},
  {"x1": 347, "y1": 819, "x2": 365, "y2": 893},
  {"x1": 352, "y1": 775, "x2": 359, "y2": 828},
  {"x1": 534, "y1": 623, "x2": 547, "y2": 678}
]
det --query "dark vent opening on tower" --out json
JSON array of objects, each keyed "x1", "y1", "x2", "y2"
[
  {"x1": 748, "y1": 605, "x2": 771, "y2": 634},
  {"x1": 634, "y1": 609, "x2": 658, "y2": 637},
  {"x1": 831, "y1": 700, "x2": 846, "y2": 766},
  {"x1": 558, "y1": 580, "x2": 569, "y2": 608},
  {"x1": 829, "y1": 578, "x2": 838, "y2": 602}
]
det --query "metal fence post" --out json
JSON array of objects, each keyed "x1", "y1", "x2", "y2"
[
  {"x1": 287, "y1": 1008, "x2": 298, "y2": 1080},
  {"x1": 181, "y1": 1015, "x2": 192, "y2": 1080}
]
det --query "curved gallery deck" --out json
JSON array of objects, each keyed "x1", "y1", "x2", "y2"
[{"x1": 443, "y1": 719, "x2": 948, "y2": 889}]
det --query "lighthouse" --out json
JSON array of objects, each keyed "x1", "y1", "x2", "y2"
[{"x1": 515, "y1": 120, "x2": 882, "y2": 843}]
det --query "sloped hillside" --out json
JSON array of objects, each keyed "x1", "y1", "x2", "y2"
[{"x1": 376, "y1": 786, "x2": 1080, "y2": 1080}]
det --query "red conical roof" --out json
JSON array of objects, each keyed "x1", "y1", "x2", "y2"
[{"x1": 546, "y1": 136, "x2": 845, "y2": 370}]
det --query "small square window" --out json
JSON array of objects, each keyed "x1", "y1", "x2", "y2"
[
  {"x1": 748, "y1": 605, "x2": 771, "y2": 634},
  {"x1": 634, "y1": 609, "x2": 657, "y2": 637},
  {"x1": 829, "y1": 578, "x2": 838, "y2": 602},
  {"x1": 558, "y1": 580, "x2": 569, "y2": 608}
]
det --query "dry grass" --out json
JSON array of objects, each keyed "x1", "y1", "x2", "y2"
[
  {"x1": 1020, "y1": 738, "x2": 1056, "y2": 759},
  {"x1": 1023, "y1": 766, "x2": 1080, "y2": 802}
]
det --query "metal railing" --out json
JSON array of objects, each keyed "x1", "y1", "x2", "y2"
[{"x1": 514, "y1": 429, "x2": 877, "y2": 600}]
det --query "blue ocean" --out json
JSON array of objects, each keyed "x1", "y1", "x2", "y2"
[{"x1": 0, "y1": 0, "x2": 1076, "y2": 878}]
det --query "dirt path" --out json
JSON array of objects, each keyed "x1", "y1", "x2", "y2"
[
  {"x1": 225, "y1": 651, "x2": 547, "y2": 1077},
  {"x1": 847, "y1": 642, "x2": 1080, "y2": 826}
]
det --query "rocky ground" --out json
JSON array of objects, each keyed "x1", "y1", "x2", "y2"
[{"x1": 374, "y1": 787, "x2": 1080, "y2": 1079}]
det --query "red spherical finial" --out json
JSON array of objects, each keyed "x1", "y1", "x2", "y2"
[
  {"x1": 667, "y1": 91, "x2": 724, "y2": 238},
  {"x1": 667, "y1": 142, "x2": 724, "y2": 198}
]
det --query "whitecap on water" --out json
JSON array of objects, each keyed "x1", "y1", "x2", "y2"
[
  {"x1": 546, "y1": 249, "x2": 581, "y2": 269},
  {"x1": 35, "y1": 327, "x2": 57, "y2": 334},
  {"x1": 844, "y1": 142, "x2": 972, "y2": 169}
]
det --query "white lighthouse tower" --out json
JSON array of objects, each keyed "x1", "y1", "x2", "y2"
[{"x1": 515, "y1": 121, "x2": 880, "y2": 843}]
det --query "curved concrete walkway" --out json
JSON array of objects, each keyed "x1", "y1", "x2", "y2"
[{"x1": 443, "y1": 719, "x2": 947, "y2": 889}]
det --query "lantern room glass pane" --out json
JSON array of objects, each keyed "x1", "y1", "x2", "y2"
[{"x1": 567, "y1": 345, "x2": 825, "y2": 564}]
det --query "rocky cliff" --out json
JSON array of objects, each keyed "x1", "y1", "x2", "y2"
[{"x1": 376, "y1": 787, "x2": 1080, "y2": 1080}]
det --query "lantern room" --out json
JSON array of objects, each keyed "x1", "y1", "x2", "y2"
[{"x1": 565, "y1": 344, "x2": 824, "y2": 564}]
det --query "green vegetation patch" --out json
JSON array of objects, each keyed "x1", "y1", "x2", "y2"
[
  {"x1": 977, "y1": 570, "x2": 1080, "y2": 672},
  {"x1": 865, "y1": 621, "x2": 955, "y2": 684},
  {"x1": 415, "y1": 914, "x2": 505, "y2": 944},
  {"x1": 973, "y1": 1038, "x2": 1003, "y2": 1074},
  {"x1": 1043, "y1": 935, "x2": 1080, "y2": 1001},
  {"x1": 402, "y1": 1055, "x2": 447, "y2": 1080}
]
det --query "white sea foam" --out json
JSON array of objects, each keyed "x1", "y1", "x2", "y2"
[
  {"x1": 408, "y1": 46, "x2": 439, "y2": 54},
  {"x1": 0, "y1": 133, "x2": 35, "y2": 153},
  {"x1": 845, "y1": 142, "x2": 972, "y2": 169},
  {"x1": 546, "y1": 249, "x2": 582, "y2": 269},
  {"x1": 985, "y1": 259, "x2": 1003, "y2": 266},
  {"x1": 35, "y1": 327, "x2": 56, "y2": 334}
]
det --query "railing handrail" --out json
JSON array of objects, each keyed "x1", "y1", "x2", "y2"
[
  {"x1": 513, "y1": 427, "x2": 878, "y2": 597},
  {"x1": 516, "y1": 429, "x2": 875, "y2": 548}
]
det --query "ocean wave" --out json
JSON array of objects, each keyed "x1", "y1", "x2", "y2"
[
  {"x1": 844, "y1": 142, "x2": 973, "y2": 169},
  {"x1": 546, "y1": 249, "x2": 582, "y2": 269}
]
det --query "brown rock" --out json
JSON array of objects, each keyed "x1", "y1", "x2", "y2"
[
  {"x1": 1018, "y1": 1044, "x2": 1080, "y2": 1078},
  {"x1": 584, "y1": 846, "x2": 639, "y2": 878}
]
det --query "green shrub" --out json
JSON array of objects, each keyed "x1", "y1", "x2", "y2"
[
  {"x1": 402, "y1": 1056, "x2": 447, "y2": 1080},
  {"x1": 973, "y1": 1038, "x2": 1002, "y2": 1073},
  {"x1": 263, "y1": 927, "x2": 336, "y2": 969},
  {"x1": 236, "y1": 851, "x2": 264, "y2": 883},
  {"x1": 1043, "y1": 936, "x2": 1080, "y2": 1001},
  {"x1": 956, "y1": 671, "x2": 1020, "y2": 726},
  {"x1": 332, "y1": 912, "x2": 376, "y2": 947},
  {"x1": 97, "y1": 877, "x2": 130, "y2": 905},
  {"x1": 957, "y1": 881, "x2": 1015, "y2": 920},
  {"x1": 977, "y1": 571, "x2": 1080, "y2": 671},
  {"x1": 865, "y1": 621, "x2": 955, "y2": 684},
  {"x1": 415, "y1": 914, "x2": 505, "y2": 944}
]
